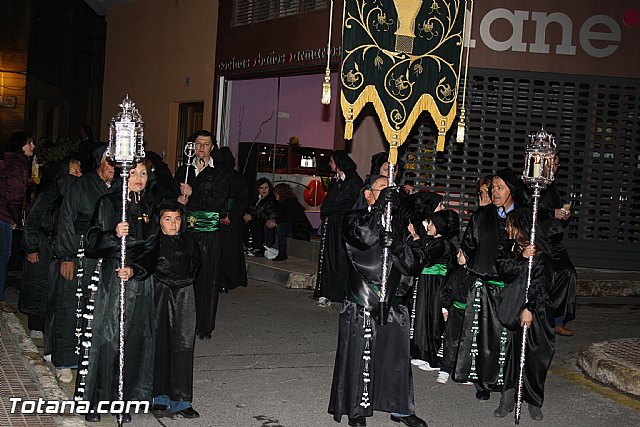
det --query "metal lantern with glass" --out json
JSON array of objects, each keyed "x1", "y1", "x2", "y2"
[
  {"x1": 106, "y1": 95, "x2": 145, "y2": 427},
  {"x1": 515, "y1": 127, "x2": 558, "y2": 425}
]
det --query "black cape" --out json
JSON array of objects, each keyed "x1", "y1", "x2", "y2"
[{"x1": 314, "y1": 168, "x2": 362, "y2": 301}]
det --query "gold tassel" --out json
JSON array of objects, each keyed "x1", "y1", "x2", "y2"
[
  {"x1": 321, "y1": 0, "x2": 334, "y2": 105},
  {"x1": 321, "y1": 70, "x2": 331, "y2": 105},
  {"x1": 456, "y1": 107, "x2": 466, "y2": 143}
]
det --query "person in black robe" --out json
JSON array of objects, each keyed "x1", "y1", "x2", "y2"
[
  {"x1": 219, "y1": 147, "x2": 249, "y2": 290},
  {"x1": 20, "y1": 161, "x2": 81, "y2": 339},
  {"x1": 243, "y1": 177, "x2": 276, "y2": 257},
  {"x1": 175, "y1": 130, "x2": 230, "y2": 340},
  {"x1": 152, "y1": 200, "x2": 201, "y2": 419},
  {"x1": 493, "y1": 208, "x2": 555, "y2": 421},
  {"x1": 456, "y1": 168, "x2": 529, "y2": 400},
  {"x1": 537, "y1": 154, "x2": 576, "y2": 336},
  {"x1": 410, "y1": 208, "x2": 459, "y2": 372},
  {"x1": 328, "y1": 176, "x2": 428, "y2": 427},
  {"x1": 314, "y1": 150, "x2": 362, "y2": 305},
  {"x1": 82, "y1": 161, "x2": 157, "y2": 423},
  {"x1": 395, "y1": 191, "x2": 445, "y2": 370},
  {"x1": 437, "y1": 249, "x2": 476, "y2": 384},
  {"x1": 52, "y1": 148, "x2": 115, "y2": 382},
  {"x1": 352, "y1": 152, "x2": 410, "y2": 211},
  {"x1": 265, "y1": 183, "x2": 312, "y2": 261}
]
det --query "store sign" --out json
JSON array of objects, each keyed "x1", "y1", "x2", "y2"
[
  {"x1": 218, "y1": 46, "x2": 342, "y2": 72},
  {"x1": 467, "y1": 1, "x2": 640, "y2": 78}
]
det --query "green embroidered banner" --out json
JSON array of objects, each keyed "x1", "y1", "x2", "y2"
[{"x1": 341, "y1": 0, "x2": 467, "y2": 154}]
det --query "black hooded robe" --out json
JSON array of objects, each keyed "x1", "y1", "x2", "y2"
[
  {"x1": 454, "y1": 205, "x2": 510, "y2": 390},
  {"x1": 409, "y1": 237, "x2": 453, "y2": 366},
  {"x1": 219, "y1": 148, "x2": 249, "y2": 290},
  {"x1": 175, "y1": 150, "x2": 230, "y2": 335},
  {"x1": 538, "y1": 183, "x2": 577, "y2": 325},
  {"x1": 328, "y1": 208, "x2": 425, "y2": 422},
  {"x1": 496, "y1": 251, "x2": 555, "y2": 408},
  {"x1": 52, "y1": 170, "x2": 114, "y2": 367},
  {"x1": 153, "y1": 231, "x2": 200, "y2": 404},
  {"x1": 314, "y1": 151, "x2": 362, "y2": 302},
  {"x1": 83, "y1": 191, "x2": 157, "y2": 404}
]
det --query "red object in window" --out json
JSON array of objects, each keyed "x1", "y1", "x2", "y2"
[{"x1": 304, "y1": 179, "x2": 326, "y2": 207}]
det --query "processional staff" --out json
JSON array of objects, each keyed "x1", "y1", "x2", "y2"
[
  {"x1": 106, "y1": 95, "x2": 145, "y2": 427},
  {"x1": 515, "y1": 128, "x2": 558, "y2": 425}
]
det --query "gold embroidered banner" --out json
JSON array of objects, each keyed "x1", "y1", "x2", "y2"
[{"x1": 341, "y1": 0, "x2": 466, "y2": 154}]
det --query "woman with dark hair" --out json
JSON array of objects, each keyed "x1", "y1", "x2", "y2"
[
  {"x1": 82, "y1": 161, "x2": 158, "y2": 422},
  {"x1": 493, "y1": 208, "x2": 555, "y2": 422},
  {"x1": 243, "y1": 177, "x2": 276, "y2": 257},
  {"x1": 265, "y1": 183, "x2": 312, "y2": 261},
  {"x1": 476, "y1": 175, "x2": 493, "y2": 207},
  {"x1": 1, "y1": 131, "x2": 34, "y2": 313},
  {"x1": 314, "y1": 150, "x2": 362, "y2": 306}
]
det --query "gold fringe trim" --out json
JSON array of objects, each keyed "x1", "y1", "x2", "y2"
[{"x1": 341, "y1": 85, "x2": 457, "y2": 151}]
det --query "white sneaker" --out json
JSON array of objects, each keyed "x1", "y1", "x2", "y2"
[
  {"x1": 436, "y1": 371, "x2": 450, "y2": 384},
  {"x1": 411, "y1": 359, "x2": 428, "y2": 366},
  {"x1": 43, "y1": 354, "x2": 52, "y2": 363},
  {"x1": 316, "y1": 297, "x2": 331, "y2": 307},
  {"x1": 418, "y1": 362, "x2": 440, "y2": 371},
  {"x1": 56, "y1": 368, "x2": 73, "y2": 383},
  {"x1": 29, "y1": 330, "x2": 43, "y2": 339}
]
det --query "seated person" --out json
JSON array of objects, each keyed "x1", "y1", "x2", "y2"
[
  {"x1": 243, "y1": 178, "x2": 276, "y2": 257},
  {"x1": 265, "y1": 183, "x2": 312, "y2": 261}
]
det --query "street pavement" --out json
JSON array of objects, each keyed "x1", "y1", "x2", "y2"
[{"x1": 2, "y1": 278, "x2": 639, "y2": 426}]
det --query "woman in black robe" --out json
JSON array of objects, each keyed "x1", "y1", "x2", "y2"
[
  {"x1": 152, "y1": 200, "x2": 201, "y2": 418},
  {"x1": 219, "y1": 147, "x2": 249, "y2": 290},
  {"x1": 83, "y1": 161, "x2": 157, "y2": 422},
  {"x1": 493, "y1": 208, "x2": 555, "y2": 421},
  {"x1": 314, "y1": 150, "x2": 362, "y2": 305}
]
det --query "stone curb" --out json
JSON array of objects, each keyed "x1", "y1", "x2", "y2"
[
  {"x1": 577, "y1": 338, "x2": 640, "y2": 397},
  {"x1": 576, "y1": 280, "x2": 640, "y2": 297},
  {"x1": 1, "y1": 312, "x2": 85, "y2": 426}
]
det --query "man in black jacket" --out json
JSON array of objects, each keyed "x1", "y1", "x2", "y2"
[{"x1": 176, "y1": 130, "x2": 230, "y2": 340}]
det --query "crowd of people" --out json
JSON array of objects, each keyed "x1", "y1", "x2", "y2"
[
  {"x1": 0, "y1": 130, "x2": 577, "y2": 426},
  {"x1": 322, "y1": 151, "x2": 577, "y2": 427},
  {"x1": 0, "y1": 128, "x2": 316, "y2": 422}
]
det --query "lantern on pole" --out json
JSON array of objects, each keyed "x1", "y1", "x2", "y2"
[
  {"x1": 514, "y1": 127, "x2": 558, "y2": 425},
  {"x1": 106, "y1": 95, "x2": 145, "y2": 427}
]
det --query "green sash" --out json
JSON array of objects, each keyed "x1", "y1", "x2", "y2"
[
  {"x1": 452, "y1": 301, "x2": 467, "y2": 310},
  {"x1": 486, "y1": 279, "x2": 505, "y2": 289},
  {"x1": 186, "y1": 211, "x2": 219, "y2": 232},
  {"x1": 421, "y1": 263, "x2": 448, "y2": 276}
]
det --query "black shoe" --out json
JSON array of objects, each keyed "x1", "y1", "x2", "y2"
[
  {"x1": 348, "y1": 416, "x2": 366, "y2": 426},
  {"x1": 528, "y1": 404, "x2": 543, "y2": 421},
  {"x1": 114, "y1": 413, "x2": 131, "y2": 423},
  {"x1": 475, "y1": 389, "x2": 491, "y2": 400},
  {"x1": 494, "y1": 388, "x2": 515, "y2": 417},
  {"x1": 85, "y1": 412, "x2": 101, "y2": 422},
  {"x1": 220, "y1": 288, "x2": 229, "y2": 293},
  {"x1": 390, "y1": 414, "x2": 428, "y2": 427},
  {"x1": 176, "y1": 407, "x2": 200, "y2": 419},
  {"x1": 153, "y1": 404, "x2": 169, "y2": 411}
]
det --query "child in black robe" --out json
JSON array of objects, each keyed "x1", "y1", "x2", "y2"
[{"x1": 152, "y1": 200, "x2": 201, "y2": 419}]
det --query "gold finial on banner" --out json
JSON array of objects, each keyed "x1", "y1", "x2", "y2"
[{"x1": 389, "y1": 132, "x2": 400, "y2": 164}]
